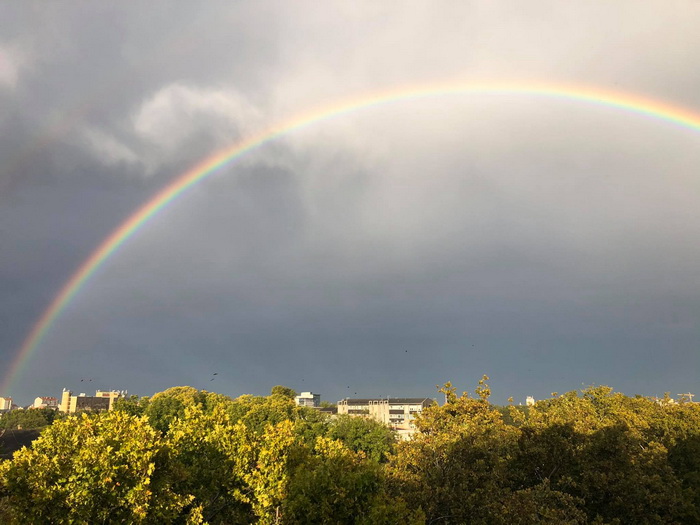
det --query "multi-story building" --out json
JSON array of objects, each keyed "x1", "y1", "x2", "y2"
[
  {"x1": 295, "y1": 391, "x2": 321, "y2": 407},
  {"x1": 337, "y1": 397, "x2": 435, "y2": 438},
  {"x1": 59, "y1": 389, "x2": 126, "y2": 413},
  {"x1": 0, "y1": 396, "x2": 12, "y2": 411},
  {"x1": 33, "y1": 396, "x2": 58, "y2": 409},
  {"x1": 94, "y1": 390, "x2": 125, "y2": 409}
]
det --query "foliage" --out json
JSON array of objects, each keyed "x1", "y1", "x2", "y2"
[
  {"x1": 0, "y1": 408, "x2": 59, "y2": 430},
  {"x1": 165, "y1": 406, "x2": 254, "y2": 523},
  {"x1": 226, "y1": 393, "x2": 329, "y2": 443},
  {"x1": 145, "y1": 386, "x2": 231, "y2": 433},
  {"x1": 326, "y1": 414, "x2": 396, "y2": 462},
  {"x1": 388, "y1": 377, "x2": 524, "y2": 523},
  {"x1": 510, "y1": 386, "x2": 699, "y2": 523},
  {"x1": 2, "y1": 380, "x2": 700, "y2": 524},
  {"x1": 283, "y1": 434, "x2": 422, "y2": 524},
  {"x1": 270, "y1": 385, "x2": 297, "y2": 400},
  {"x1": 0, "y1": 411, "x2": 192, "y2": 524},
  {"x1": 112, "y1": 394, "x2": 149, "y2": 417}
]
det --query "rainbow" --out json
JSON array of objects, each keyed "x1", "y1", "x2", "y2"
[{"x1": 3, "y1": 81, "x2": 700, "y2": 394}]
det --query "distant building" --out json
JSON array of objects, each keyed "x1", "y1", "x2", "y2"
[
  {"x1": 33, "y1": 396, "x2": 58, "y2": 409},
  {"x1": 59, "y1": 389, "x2": 126, "y2": 413},
  {"x1": 94, "y1": 390, "x2": 125, "y2": 408},
  {"x1": 337, "y1": 397, "x2": 435, "y2": 439},
  {"x1": 526, "y1": 396, "x2": 535, "y2": 406},
  {"x1": 295, "y1": 391, "x2": 321, "y2": 407},
  {"x1": 652, "y1": 393, "x2": 696, "y2": 405},
  {"x1": 0, "y1": 396, "x2": 12, "y2": 411}
]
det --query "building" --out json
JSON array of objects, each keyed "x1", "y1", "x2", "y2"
[
  {"x1": 59, "y1": 389, "x2": 126, "y2": 414},
  {"x1": 32, "y1": 396, "x2": 58, "y2": 409},
  {"x1": 337, "y1": 397, "x2": 435, "y2": 439},
  {"x1": 526, "y1": 396, "x2": 535, "y2": 406},
  {"x1": 95, "y1": 390, "x2": 125, "y2": 409},
  {"x1": 0, "y1": 396, "x2": 12, "y2": 411},
  {"x1": 295, "y1": 391, "x2": 321, "y2": 407}
]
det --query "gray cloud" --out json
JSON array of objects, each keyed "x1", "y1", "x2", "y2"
[{"x1": 2, "y1": 2, "x2": 699, "y2": 405}]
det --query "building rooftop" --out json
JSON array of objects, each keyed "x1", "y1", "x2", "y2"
[{"x1": 339, "y1": 397, "x2": 434, "y2": 405}]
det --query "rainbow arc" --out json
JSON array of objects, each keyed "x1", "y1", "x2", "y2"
[{"x1": 3, "y1": 81, "x2": 700, "y2": 394}]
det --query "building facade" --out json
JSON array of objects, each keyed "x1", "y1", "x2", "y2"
[
  {"x1": 33, "y1": 396, "x2": 58, "y2": 409},
  {"x1": 337, "y1": 397, "x2": 435, "y2": 438},
  {"x1": 295, "y1": 391, "x2": 321, "y2": 407},
  {"x1": 59, "y1": 389, "x2": 125, "y2": 413},
  {"x1": 0, "y1": 396, "x2": 12, "y2": 411}
]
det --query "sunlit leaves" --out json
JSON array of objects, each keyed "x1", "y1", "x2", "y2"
[{"x1": 2, "y1": 382, "x2": 700, "y2": 524}]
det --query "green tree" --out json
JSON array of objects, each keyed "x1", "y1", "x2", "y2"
[
  {"x1": 165, "y1": 406, "x2": 254, "y2": 524},
  {"x1": 0, "y1": 408, "x2": 59, "y2": 430},
  {"x1": 226, "y1": 394, "x2": 328, "y2": 442},
  {"x1": 388, "y1": 379, "x2": 522, "y2": 523},
  {"x1": 112, "y1": 394, "x2": 149, "y2": 417},
  {"x1": 284, "y1": 435, "x2": 422, "y2": 524},
  {"x1": 270, "y1": 385, "x2": 297, "y2": 400},
  {"x1": 145, "y1": 386, "x2": 231, "y2": 433},
  {"x1": 510, "y1": 386, "x2": 697, "y2": 523},
  {"x1": 0, "y1": 411, "x2": 194, "y2": 524},
  {"x1": 326, "y1": 414, "x2": 396, "y2": 462}
]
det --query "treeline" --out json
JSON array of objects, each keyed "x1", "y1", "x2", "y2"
[
  {"x1": 0, "y1": 407, "x2": 61, "y2": 430},
  {"x1": 1, "y1": 379, "x2": 700, "y2": 524}
]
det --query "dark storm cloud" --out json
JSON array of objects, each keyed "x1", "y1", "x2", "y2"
[{"x1": 2, "y1": 2, "x2": 700, "y2": 404}]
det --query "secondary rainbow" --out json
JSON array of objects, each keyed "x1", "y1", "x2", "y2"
[{"x1": 4, "y1": 80, "x2": 700, "y2": 394}]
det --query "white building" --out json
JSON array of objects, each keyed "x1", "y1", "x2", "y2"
[
  {"x1": 0, "y1": 396, "x2": 12, "y2": 411},
  {"x1": 295, "y1": 391, "x2": 321, "y2": 407},
  {"x1": 33, "y1": 396, "x2": 58, "y2": 409}
]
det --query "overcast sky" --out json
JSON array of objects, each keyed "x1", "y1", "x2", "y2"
[{"x1": 2, "y1": 2, "x2": 699, "y2": 405}]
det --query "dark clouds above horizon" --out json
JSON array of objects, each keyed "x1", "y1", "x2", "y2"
[{"x1": 2, "y1": 2, "x2": 699, "y2": 405}]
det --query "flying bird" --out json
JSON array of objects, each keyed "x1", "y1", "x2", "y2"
[{"x1": 212, "y1": 373, "x2": 218, "y2": 376}]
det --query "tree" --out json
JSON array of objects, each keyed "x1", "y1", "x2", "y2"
[
  {"x1": 0, "y1": 408, "x2": 59, "y2": 430},
  {"x1": 509, "y1": 386, "x2": 697, "y2": 523},
  {"x1": 388, "y1": 378, "x2": 522, "y2": 523},
  {"x1": 326, "y1": 415, "x2": 397, "y2": 462},
  {"x1": 226, "y1": 394, "x2": 329, "y2": 442},
  {"x1": 0, "y1": 411, "x2": 194, "y2": 523},
  {"x1": 284, "y1": 435, "x2": 422, "y2": 524},
  {"x1": 145, "y1": 386, "x2": 231, "y2": 433},
  {"x1": 165, "y1": 406, "x2": 255, "y2": 524},
  {"x1": 112, "y1": 394, "x2": 149, "y2": 417},
  {"x1": 270, "y1": 385, "x2": 297, "y2": 400}
]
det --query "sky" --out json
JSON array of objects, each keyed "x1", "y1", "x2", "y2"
[{"x1": 1, "y1": 2, "x2": 699, "y2": 406}]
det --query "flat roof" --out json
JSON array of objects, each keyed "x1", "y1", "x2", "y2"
[{"x1": 339, "y1": 397, "x2": 434, "y2": 404}]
